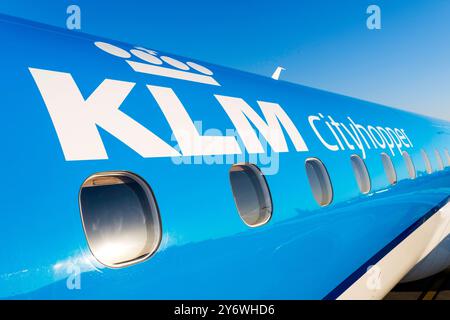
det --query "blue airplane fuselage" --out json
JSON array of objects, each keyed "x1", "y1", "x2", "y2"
[{"x1": 0, "y1": 14, "x2": 449, "y2": 299}]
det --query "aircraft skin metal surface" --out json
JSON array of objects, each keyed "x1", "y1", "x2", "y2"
[{"x1": 0, "y1": 14, "x2": 449, "y2": 300}]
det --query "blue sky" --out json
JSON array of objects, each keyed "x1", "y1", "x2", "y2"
[{"x1": 0, "y1": 0, "x2": 448, "y2": 120}]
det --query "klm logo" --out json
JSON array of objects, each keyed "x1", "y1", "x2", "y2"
[
  {"x1": 95, "y1": 42, "x2": 220, "y2": 86},
  {"x1": 29, "y1": 40, "x2": 413, "y2": 162}
]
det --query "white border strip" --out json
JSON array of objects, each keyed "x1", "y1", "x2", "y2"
[{"x1": 338, "y1": 201, "x2": 450, "y2": 300}]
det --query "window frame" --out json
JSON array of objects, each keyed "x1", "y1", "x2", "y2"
[
  {"x1": 381, "y1": 152, "x2": 397, "y2": 185},
  {"x1": 350, "y1": 154, "x2": 371, "y2": 194},
  {"x1": 402, "y1": 151, "x2": 416, "y2": 179},
  {"x1": 421, "y1": 149, "x2": 433, "y2": 174},
  {"x1": 79, "y1": 171, "x2": 162, "y2": 269},
  {"x1": 445, "y1": 149, "x2": 450, "y2": 167},
  {"x1": 229, "y1": 163, "x2": 273, "y2": 228},
  {"x1": 305, "y1": 157, "x2": 334, "y2": 206},
  {"x1": 435, "y1": 149, "x2": 445, "y2": 171}
]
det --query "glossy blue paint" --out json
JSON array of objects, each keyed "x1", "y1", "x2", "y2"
[{"x1": 0, "y1": 14, "x2": 449, "y2": 299}]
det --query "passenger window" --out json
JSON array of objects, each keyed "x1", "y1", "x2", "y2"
[
  {"x1": 435, "y1": 149, "x2": 444, "y2": 171},
  {"x1": 305, "y1": 158, "x2": 333, "y2": 206},
  {"x1": 79, "y1": 172, "x2": 161, "y2": 268},
  {"x1": 381, "y1": 153, "x2": 397, "y2": 185},
  {"x1": 445, "y1": 149, "x2": 450, "y2": 167},
  {"x1": 350, "y1": 155, "x2": 371, "y2": 194},
  {"x1": 229, "y1": 164, "x2": 272, "y2": 227},
  {"x1": 421, "y1": 149, "x2": 433, "y2": 174},
  {"x1": 402, "y1": 151, "x2": 416, "y2": 179}
]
